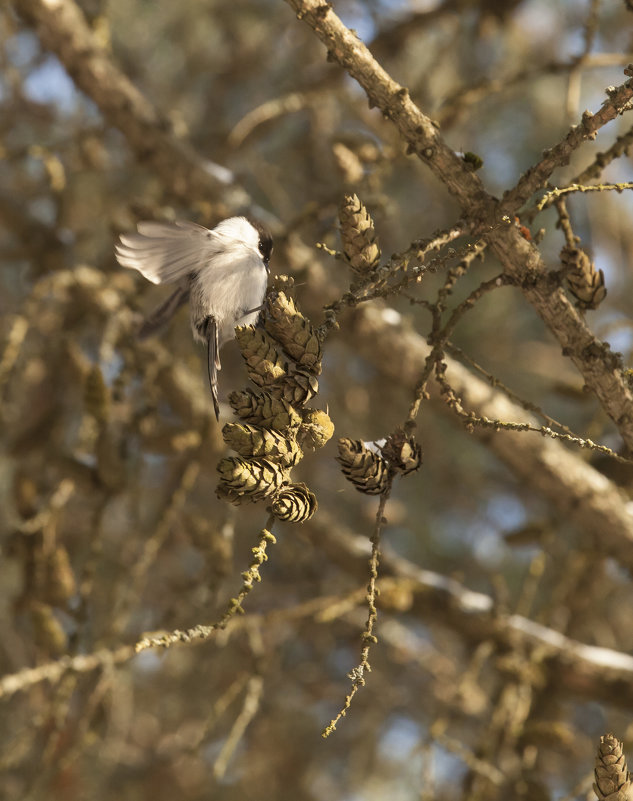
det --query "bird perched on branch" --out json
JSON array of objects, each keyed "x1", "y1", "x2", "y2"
[{"x1": 115, "y1": 217, "x2": 272, "y2": 419}]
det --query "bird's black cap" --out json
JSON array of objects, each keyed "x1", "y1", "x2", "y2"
[{"x1": 248, "y1": 219, "x2": 273, "y2": 267}]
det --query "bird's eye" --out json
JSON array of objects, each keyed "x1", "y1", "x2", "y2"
[{"x1": 258, "y1": 239, "x2": 272, "y2": 259}]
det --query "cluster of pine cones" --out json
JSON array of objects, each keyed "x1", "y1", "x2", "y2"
[
  {"x1": 216, "y1": 289, "x2": 333, "y2": 523},
  {"x1": 337, "y1": 194, "x2": 422, "y2": 494},
  {"x1": 218, "y1": 193, "x2": 423, "y2": 515},
  {"x1": 337, "y1": 430, "x2": 422, "y2": 495}
]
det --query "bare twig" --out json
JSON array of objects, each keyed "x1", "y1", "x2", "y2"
[
  {"x1": 212, "y1": 676, "x2": 264, "y2": 779},
  {"x1": 7, "y1": 560, "x2": 633, "y2": 709},
  {"x1": 572, "y1": 123, "x2": 633, "y2": 185},
  {"x1": 501, "y1": 77, "x2": 633, "y2": 212}
]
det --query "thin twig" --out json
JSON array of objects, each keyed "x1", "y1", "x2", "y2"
[
  {"x1": 212, "y1": 676, "x2": 264, "y2": 779},
  {"x1": 537, "y1": 181, "x2": 633, "y2": 212},
  {"x1": 554, "y1": 197, "x2": 578, "y2": 248},
  {"x1": 322, "y1": 480, "x2": 392, "y2": 738},
  {"x1": 135, "y1": 517, "x2": 277, "y2": 652},
  {"x1": 444, "y1": 343, "x2": 576, "y2": 437},
  {"x1": 407, "y1": 273, "x2": 513, "y2": 424},
  {"x1": 433, "y1": 364, "x2": 633, "y2": 465}
]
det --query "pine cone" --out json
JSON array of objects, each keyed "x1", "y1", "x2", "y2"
[
  {"x1": 381, "y1": 428, "x2": 422, "y2": 475},
  {"x1": 264, "y1": 291, "x2": 323, "y2": 375},
  {"x1": 560, "y1": 246, "x2": 607, "y2": 310},
  {"x1": 337, "y1": 438, "x2": 389, "y2": 495},
  {"x1": 222, "y1": 423, "x2": 302, "y2": 467},
  {"x1": 339, "y1": 194, "x2": 381, "y2": 275},
  {"x1": 215, "y1": 483, "x2": 246, "y2": 506},
  {"x1": 271, "y1": 482, "x2": 318, "y2": 523},
  {"x1": 219, "y1": 289, "x2": 324, "y2": 514},
  {"x1": 235, "y1": 325, "x2": 288, "y2": 387},
  {"x1": 217, "y1": 456, "x2": 289, "y2": 503},
  {"x1": 298, "y1": 408, "x2": 335, "y2": 450},
  {"x1": 228, "y1": 388, "x2": 301, "y2": 431},
  {"x1": 271, "y1": 367, "x2": 319, "y2": 407},
  {"x1": 594, "y1": 734, "x2": 633, "y2": 801}
]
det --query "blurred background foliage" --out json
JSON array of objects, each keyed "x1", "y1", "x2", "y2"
[{"x1": 2, "y1": 0, "x2": 633, "y2": 799}]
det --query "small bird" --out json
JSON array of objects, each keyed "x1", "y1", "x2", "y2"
[{"x1": 115, "y1": 217, "x2": 272, "y2": 419}]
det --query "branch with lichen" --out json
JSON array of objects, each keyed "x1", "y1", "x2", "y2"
[
  {"x1": 286, "y1": 0, "x2": 633, "y2": 449},
  {"x1": 537, "y1": 181, "x2": 633, "y2": 212},
  {"x1": 318, "y1": 234, "x2": 481, "y2": 338},
  {"x1": 135, "y1": 521, "x2": 277, "y2": 652},
  {"x1": 322, "y1": 482, "x2": 392, "y2": 738},
  {"x1": 317, "y1": 195, "x2": 493, "y2": 343},
  {"x1": 351, "y1": 304, "x2": 633, "y2": 566},
  {"x1": 501, "y1": 72, "x2": 633, "y2": 213},
  {"x1": 0, "y1": 522, "x2": 277, "y2": 699},
  {"x1": 433, "y1": 359, "x2": 633, "y2": 465},
  {"x1": 7, "y1": 562, "x2": 633, "y2": 707},
  {"x1": 445, "y1": 343, "x2": 576, "y2": 438},
  {"x1": 573, "y1": 122, "x2": 633, "y2": 185},
  {"x1": 407, "y1": 273, "x2": 514, "y2": 424}
]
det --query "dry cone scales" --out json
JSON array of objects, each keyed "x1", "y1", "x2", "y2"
[
  {"x1": 337, "y1": 439, "x2": 390, "y2": 495},
  {"x1": 228, "y1": 388, "x2": 301, "y2": 431},
  {"x1": 263, "y1": 291, "x2": 322, "y2": 374},
  {"x1": 337, "y1": 429, "x2": 422, "y2": 495},
  {"x1": 222, "y1": 423, "x2": 302, "y2": 468},
  {"x1": 339, "y1": 193, "x2": 381, "y2": 275},
  {"x1": 272, "y1": 483, "x2": 318, "y2": 523},
  {"x1": 560, "y1": 245, "x2": 607, "y2": 310},
  {"x1": 234, "y1": 325, "x2": 319, "y2": 406},
  {"x1": 594, "y1": 734, "x2": 633, "y2": 801},
  {"x1": 217, "y1": 289, "x2": 333, "y2": 523},
  {"x1": 380, "y1": 428, "x2": 423, "y2": 475}
]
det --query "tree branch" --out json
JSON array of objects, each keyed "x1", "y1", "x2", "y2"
[
  {"x1": 501, "y1": 79, "x2": 633, "y2": 212},
  {"x1": 309, "y1": 517, "x2": 633, "y2": 710},
  {"x1": 286, "y1": 0, "x2": 633, "y2": 448},
  {"x1": 12, "y1": 0, "x2": 248, "y2": 209},
  {"x1": 351, "y1": 304, "x2": 633, "y2": 568}
]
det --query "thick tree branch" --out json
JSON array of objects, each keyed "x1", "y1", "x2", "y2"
[
  {"x1": 14, "y1": 0, "x2": 633, "y2": 447},
  {"x1": 286, "y1": 0, "x2": 633, "y2": 448},
  {"x1": 287, "y1": 0, "x2": 488, "y2": 209},
  {"x1": 12, "y1": 0, "x2": 248, "y2": 209},
  {"x1": 351, "y1": 305, "x2": 633, "y2": 567}
]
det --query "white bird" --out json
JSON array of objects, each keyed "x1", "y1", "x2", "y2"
[{"x1": 115, "y1": 217, "x2": 272, "y2": 419}]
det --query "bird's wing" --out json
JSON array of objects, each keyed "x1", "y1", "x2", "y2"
[
  {"x1": 137, "y1": 285, "x2": 190, "y2": 340},
  {"x1": 115, "y1": 221, "x2": 221, "y2": 285},
  {"x1": 204, "y1": 316, "x2": 221, "y2": 420}
]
